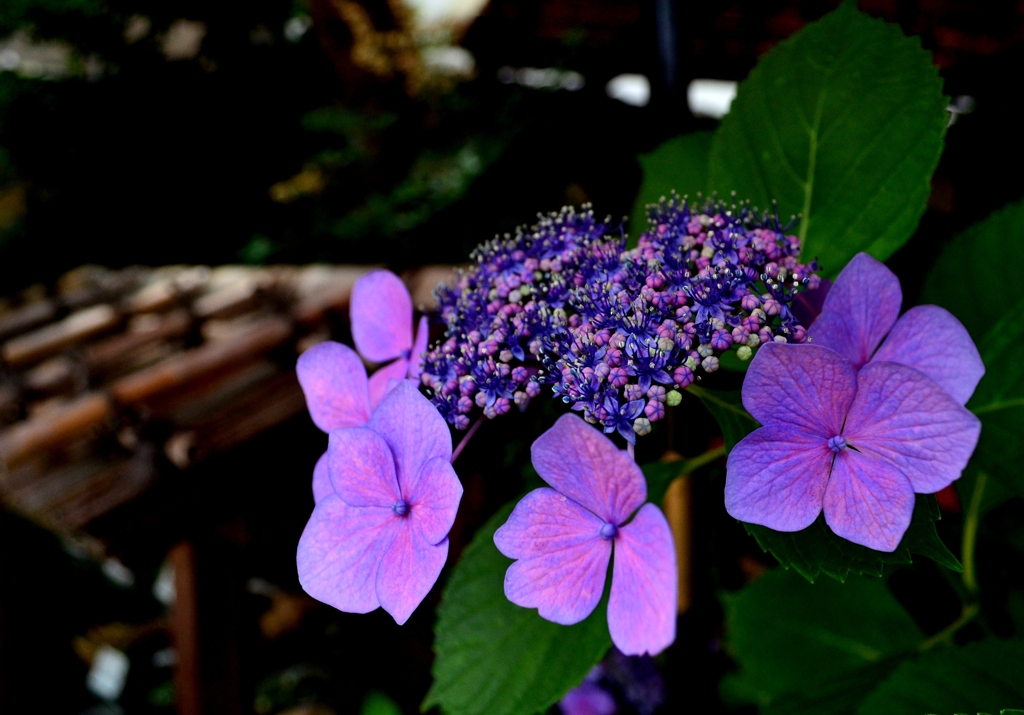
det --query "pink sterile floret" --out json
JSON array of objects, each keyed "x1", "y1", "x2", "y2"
[
  {"x1": 297, "y1": 382, "x2": 463, "y2": 625},
  {"x1": 494, "y1": 414, "x2": 677, "y2": 656}
]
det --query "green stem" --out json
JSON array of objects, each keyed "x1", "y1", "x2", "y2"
[
  {"x1": 962, "y1": 472, "x2": 987, "y2": 596},
  {"x1": 675, "y1": 444, "x2": 727, "y2": 477},
  {"x1": 918, "y1": 473, "x2": 988, "y2": 652},
  {"x1": 918, "y1": 603, "x2": 979, "y2": 652}
]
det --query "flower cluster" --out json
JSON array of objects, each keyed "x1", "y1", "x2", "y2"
[
  {"x1": 544, "y1": 195, "x2": 820, "y2": 443},
  {"x1": 420, "y1": 205, "x2": 624, "y2": 428}
]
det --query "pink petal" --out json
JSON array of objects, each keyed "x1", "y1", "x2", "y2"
[
  {"x1": 375, "y1": 520, "x2": 449, "y2": 625},
  {"x1": 843, "y1": 361, "x2": 982, "y2": 494},
  {"x1": 367, "y1": 381, "x2": 452, "y2": 489},
  {"x1": 607, "y1": 503, "x2": 676, "y2": 656},
  {"x1": 408, "y1": 315, "x2": 429, "y2": 379},
  {"x1": 724, "y1": 424, "x2": 833, "y2": 531},
  {"x1": 296, "y1": 494, "x2": 397, "y2": 613},
  {"x1": 296, "y1": 341, "x2": 371, "y2": 432},
  {"x1": 312, "y1": 450, "x2": 332, "y2": 504},
  {"x1": 742, "y1": 343, "x2": 856, "y2": 436},
  {"x1": 405, "y1": 456, "x2": 463, "y2": 545},
  {"x1": 808, "y1": 253, "x2": 902, "y2": 367},
  {"x1": 823, "y1": 450, "x2": 915, "y2": 552},
  {"x1": 368, "y1": 358, "x2": 409, "y2": 408},
  {"x1": 351, "y1": 270, "x2": 414, "y2": 363},
  {"x1": 871, "y1": 305, "x2": 984, "y2": 405},
  {"x1": 531, "y1": 414, "x2": 647, "y2": 524},
  {"x1": 327, "y1": 427, "x2": 400, "y2": 507},
  {"x1": 494, "y1": 488, "x2": 611, "y2": 625}
]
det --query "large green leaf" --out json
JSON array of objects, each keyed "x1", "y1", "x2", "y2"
[
  {"x1": 708, "y1": 3, "x2": 947, "y2": 276},
  {"x1": 857, "y1": 639, "x2": 1024, "y2": 715},
  {"x1": 961, "y1": 303, "x2": 1024, "y2": 498},
  {"x1": 688, "y1": 386, "x2": 758, "y2": 452},
  {"x1": 920, "y1": 199, "x2": 1024, "y2": 340},
  {"x1": 424, "y1": 504, "x2": 611, "y2": 715},
  {"x1": 722, "y1": 568, "x2": 923, "y2": 711},
  {"x1": 629, "y1": 132, "x2": 713, "y2": 241},
  {"x1": 744, "y1": 495, "x2": 961, "y2": 583}
]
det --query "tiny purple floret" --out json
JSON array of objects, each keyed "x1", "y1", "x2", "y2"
[
  {"x1": 827, "y1": 435, "x2": 847, "y2": 453},
  {"x1": 296, "y1": 381, "x2": 463, "y2": 625},
  {"x1": 494, "y1": 414, "x2": 677, "y2": 656}
]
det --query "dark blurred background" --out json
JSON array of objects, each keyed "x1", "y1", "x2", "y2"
[{"x1": 2, "y1": 1, "x2": 1024, "y2": 713}]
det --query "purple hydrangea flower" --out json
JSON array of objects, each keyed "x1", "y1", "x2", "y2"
[
  {"x1": 559, "y1": 667, "x2": 617, "y2": 715},
  {"x1": 421, "y1": 206, "x2": 620, "y2": 428},
  {"x1": 494, "y1": 414, "x2": 676, "y2": 655},
  {"x1": 542, "y1": 195, "x2": 820, "y2": 443},
  {"x1": 351, "y1": 269, "x2": 430, "y2": 406},
  {"x1": 297, "y1": 381, "x2": 463, "y2": 624},
  {"x1": 725, "y1": 342, "x2": 981, "y2": 551},
  {"x1": 808, "y1": 252, "x2": 984, "y2": 405}
]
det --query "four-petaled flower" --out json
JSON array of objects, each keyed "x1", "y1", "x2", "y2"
[
  {"x1": 725, "y1": 341, "x2": 981, "y2": 551},
  {"x1": 494, "y1": 414, "x2": 677, "y2": 656},
  {"x1": 297, "y1": 381, "x2": 463, "y2": 624},
  {"x1": 808, "y1": 252, "x2": 984, "y2": 405},
  {"x1": 351, "y1": 269, "x2": 430, "y2": 406}
]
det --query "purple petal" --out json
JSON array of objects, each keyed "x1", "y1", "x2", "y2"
[
  {"x1": 367, "y1": 380, "x2": 452, "y2": 491},
  {"x1": 531, "y1": 414, "x2": 647, "y2": 524},
  {"x1": 375, "y1": 520, "x2": 449, "y2": 625},
  {"x1": 742, "y1": 343, "x2": 856, "y2": 436},
  {"x1": 351, "y1": 270, "x2": 414, "y2": 363},
  {"x1": 494, "y1": 488, "x2": 611, "y2": 625},
  {"x1": 607, "y1": 504, "x2": 676, "y2": 656},
  {"x1": 559, "y1": 683, "x2": 617, "y2": 715},
  {"x1": 790, "y1": 278, "x2": 831, "y2": 328},
  {"x1": 406, "y1": 456, "x2": 463, "y2": 545},
  {"x1": 327, "y1": 427, "x2": 400, "y2": 507},
  {"x1": 312, "y1": 450, "x2": 332, "y2": 504},
  {"x1": 724, "y1": 424, "x2": 833, "y2": 531},
  {"x1": 296, "y1": 494, "x2": 397, "y2": 613},
  {"x1": 871, "y1": 305, "x2": 985, "y2": 405},
  {"x1": 844, "y1": 361, "x2": 981, "y2": 494},
  {"x1": 408, "y1": 315, "x2": 429, "y2": 380},
  {"x1": 823, "y1": 451, "x2": 915, "y2": 552},
  {"x1": 368, "y1": 358, "x2": 409, "y2": 408},
  {"x1": 808, "y1": 253, "x2": 902, "y2": 367},
  {"x1": 296, "y1": 341, "x2": 371, "y2": 432}
]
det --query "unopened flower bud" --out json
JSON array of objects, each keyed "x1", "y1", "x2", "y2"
[
  {"x1": 633, "y1": 417, "x2": 652, "y2": 436},
  {"x1": 701, "y1": 356, "x2": 720, "y2": 372},
  {"x1": 736, "y1": 345, "x2": 753, "y2": 361},
  {"x1": 666, "y1": 390, "x2": 682, "y2": 407}
]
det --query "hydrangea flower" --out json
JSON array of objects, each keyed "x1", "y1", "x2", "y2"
[
  {"x1": 494, "y1": 414, "x2": 676, "y2": 655},
  {"x1": 297, "y1": 381, "x2": 463, "y2": 624},
  {"x1": 421, "y1": 206, "x2": 620, "y2": 428},
  {"x1": 542, "y1": 195, "x2": 820, "y2": 443},
  {"x1": 351, "y1": 269, "x2": 430, "y2": 406},
  {"x1": 559, "y1": 667, "x2": 617, "y2": 715},
  {"x1": 808, "y1": 252, "x2": 984, "y2": 405},
  {"x1": 725, "y1": 342, "x2": 981, "y2": 551}
]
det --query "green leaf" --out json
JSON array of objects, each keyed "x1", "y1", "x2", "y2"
[
  {"x1": 629, "y1": 132, "x2": 713, "y2": 241},
  {"x1": 424, "y1": 503, "x2": 611, "y2": 715},
  {"x1": 744, "y1": 495, "x2": 962, "y2": 583},
  {"x1": 362, "y1": 691, "x2": 403, "y2": 715},
  {"x1": 962, "y1": 305, "x2": 1024, "y2": 497},
  {"x1": 920, "y1": 198, "x2": 1024, "y2": 340},
  {"x1": 722, "y1": 568, "x2": 923, "y2": 710},
  {"x1": 856, "y1": 638, "x2": 1024, "y2": 715},
  {"x1": 707, "y1": 3, "x2": 947, "y2": 276},
  {"x1": 688, "y1": 386, "x2": 759, "y2": 452}
]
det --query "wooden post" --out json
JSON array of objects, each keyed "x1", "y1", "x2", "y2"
[{"x1": 168, "y1": 542, "x2": 201, "y2": 715}]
